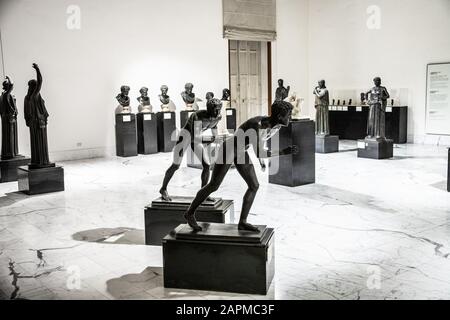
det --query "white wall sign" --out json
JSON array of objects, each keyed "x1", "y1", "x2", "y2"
[
  {"x1": 122, "y1": 115, "x2": 131, "y2": 122},
  {"x1": 164, "y1": 113, "x2": 172, "y2": 120},
  {"x1": 144, "y1": 114, "x2": 152, "y2": 121},
  {"x1": 426, "y1": 63, "x2": 450, "y2": 135}
]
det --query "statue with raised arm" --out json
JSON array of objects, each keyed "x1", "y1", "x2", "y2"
[
  {"x1": 0, "y1": 76, "x2": 19, "y2": 160},
  {"x1": 24, "y1": 63, "x2": 53, "y2": 169},
  {"x1": 364, "y1": 77, "x2": 390, "y2": 140},
  {"x1": 314, "y1": 80, "x2": 330, "y2": 135},
  {"x1": 159, "y1": 98, "x2": 223, "y2": 201},
  {"x1": 183, "y1": 101, "x2": 298, "y2": 232},
  {"x1": 275, "y1": 79, "x2": 290, "y2": 101},
  {"x1": 137, "y1": 87, "x2": 152, "y2": 113},
  {"x1": 115, "y1": 85, "x2": 131, "y2": 114}
]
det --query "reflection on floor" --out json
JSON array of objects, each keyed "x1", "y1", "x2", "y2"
[{"x1": 0, "y1": 141, "x2": 449, "y2": 300}]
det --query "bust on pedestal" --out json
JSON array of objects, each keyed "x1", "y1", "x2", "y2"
[
  {"x1": 222, "y1": 88, "x2": 236, "y2": 132},
  {"x1": 157, "y1": 85, "x2": 176, "y2": 152},
  {"x1": 181, "y1": 82, "x2": 201, "y2": 112},
  {"x1": 18, "y1": 64, "x2": 64, "y2": 195},
  {"x1": 115, "y1": 85, "x2": 137, "y2": 157},
  {"x1": 0, "y1": 76, "x2": 31, "y2": 182},
  {"x1": 136, "y1": 87, "x2": 157, "y2": 155},
  {"x1": 357, "y1": 77, "x2": 393, "y2": 159},
  {"x1": 314, "y1": 80, "x2": 339, "y2": 153}
]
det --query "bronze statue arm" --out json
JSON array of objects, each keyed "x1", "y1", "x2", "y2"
[{"x1": 32, "y1": 63, "x2": 42, "y2": 95}]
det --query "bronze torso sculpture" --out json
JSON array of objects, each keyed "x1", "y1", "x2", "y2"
[
  {"x1": 314, "y1": 80, "x2": 330, "y2": 136},
  {"x1": 365, "y1": 77, "x2": 390, "y2": 140},
  {"x1": 24, "y1": 63, "x2": 54, "y2": 169},
  {"x1": 0, "y1": 76, "x2": 19, "y2": 160},
  {"x1": 275, "y1": 79, "x2": 290, "y2": 101}
]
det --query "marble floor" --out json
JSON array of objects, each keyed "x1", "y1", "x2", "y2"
[{"x1": 0, "y1": 141, "x2": 449, "y2": 300}]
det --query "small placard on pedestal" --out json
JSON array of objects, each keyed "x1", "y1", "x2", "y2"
[
  {"x1": 156, "y1": 112, "x2": 176, "y2": 153},
  {"x1": 163, "y1": 223, "x2": 275, "y2": 295},
  {"x1": 357, "y1": 138, "x2": 394, "y2": 160},
  {"x1": 316, "y1": 135, "x2": 339, "y2": 154},
  {"x1": 269, "y1": 119, "x2": 315, "y2": 187},
  {"x1": 137, "y1": 112, "x2": 158, "y2": 155},
  {"x1": 18, "y1": 166, "x2": 65, "y2": 195},
  {"x1": 0, "y1": 156, "x2": 31, "y2": 183},
  {"x1": 145, "y1": 196, "x2": 234, "y2": 245},
  {"x1": 115, "y1": 113, "x2": 138, "y2": 157},
  {"x1": 226, "y1": 108, "x2": 237, "y2": 131}
]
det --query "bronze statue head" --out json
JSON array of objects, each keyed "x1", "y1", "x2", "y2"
[
  {"x1": 160, "y1": 85, "x2": 168, "y2": 95},
  {"x1": 205, "y1": 92, "x2": 214, "y2": 101},
  {"x1": 278, "y1": 79, "x2": 284, "y2": 87},
  {"x1": 27, "y1": 79, "x2": 37, "y2": 96},
  {"x1": 206, "y1": 98, "x2": 222, "y2": 118},
  {"x1": 318, "y1": 80, "x2": 326, "y2": 88},
  {"x1": 373, "y1": 77, "x2": 381, "y2": 87},
  {"x1": 185, "y1": 83, "x2": 193, "y2": 93},
  {"x1": 271, "y1": 100, "x2": 293, "y2": 127},
  {"x1": 139, "y1": 87, "x2": 148, "y2": 97},
  {"x1": 120, "y1": 85, "x2": 130, "y2": 95},
  {"x1": 222, "y1": 88, "x2": 231, "y2": 101}
]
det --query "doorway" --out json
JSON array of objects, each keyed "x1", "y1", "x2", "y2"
[{"x1": 228, "y1": 40, "x2": 271, "y2": 126}]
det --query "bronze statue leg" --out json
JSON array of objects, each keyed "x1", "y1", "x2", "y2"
[
  {"x1": 184, "y1": 162, "x2": 232, "y2": 231},
  {"x1": 159, "y1": 136, "x2": 190, "y2": 201},
  {"x1": 234, "y1": 161, "x2": 260, "y2": 232}
]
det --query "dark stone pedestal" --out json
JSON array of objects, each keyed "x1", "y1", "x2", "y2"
[
  {"x1": 115, "y1": 113, "x2": 137, "y2": 157},
  {"x1": 163, "y1": 223, "x2": 275, "y2": 295},
  {"x1": 315, "y1": 135, "x2": 339, "y2": 154},
  {"x1": 226, "y1": 108, "x2": 237, "y2": 131},
  {"x1": 357, "y1": 138, "x2": 394, "y2": 159},
  {"x1": 447, "y1": 148, "x2": 449, "y2": 192},
  {"x1": 18, "y1": 166, "x2": 65, "y2": 195},
  {"x1": 157, "y1": 112, "x2": 176, "y2": 153},
  {"x1": 145, "y1": 196, "x2": 234, "y2": 245},
  {"x1": 0, "y1": 156, "x2": 31, "y2": 183},
  {"x1": 180, "y1": 110, "x2": 195, "y2": 129},
  {"x1": 136, "y1": 112, "x2": 158, "y2": 155},
  {"x1": 269, "y1": 119, "x2": 315, "y2": 187}
]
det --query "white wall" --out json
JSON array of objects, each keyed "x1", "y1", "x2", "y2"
[
  {"x1": 272, "y1": 0, "x2": 310, "y2": 115},
  {"x1": 0, "y1": 0, "x2": 229, "y2": 160},
  {"x1": 307, "y1": 0, "x2": 450, "y2": 144}
]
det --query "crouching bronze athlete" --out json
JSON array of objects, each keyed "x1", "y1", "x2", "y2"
[{"x1": 184, "y1": 100, "x2": 298, "y2": 232}]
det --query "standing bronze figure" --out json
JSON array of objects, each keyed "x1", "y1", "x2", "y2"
[
  {"x1": 24, "y1": 63, "x2": 54, "y2": 169},
  {"x1": 0, "y1": 76, "x2": 19, "y2": 160},
  {"x1": 365, "y1": 77, "x2": 390, "y2": 140},
  {"x1": 275, "y1": 79, "x2": 290, "y2": 101},
  {"x1": 313, "y1": 80, "x2": 330, "y2": 136}
]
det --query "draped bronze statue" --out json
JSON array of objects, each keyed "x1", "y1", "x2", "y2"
[
  {"x1": 0, "y1": 76, "x2": 19, "y2": 160},
  {"x1": 24, "y1": 63, "x2": 54, "y2": 169},
  {"x1": 314, "y1": 80, "x2": 330, "y2": 136},
  {"x1": 365, "y1": 77, "x2": 390, "y2": 140}
]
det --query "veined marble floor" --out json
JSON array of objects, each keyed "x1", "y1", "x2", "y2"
[{"x1": 0, "y1": 141, "x2": 449, "y2": 300}]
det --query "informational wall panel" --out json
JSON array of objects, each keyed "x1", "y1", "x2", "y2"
[{"x1": 426, "y1": 63, "x2": 450, "y2": 135}]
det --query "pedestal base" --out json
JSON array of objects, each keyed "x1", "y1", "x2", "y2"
[
  {"x1": 163, "y1": 223, "x2": 275, "y2": 295},
  {"x1": 180, "y1": 110, "x2": 195, "y2": 129},
  {"x1": 137, "y1": 113, "x2": 158, "y2": 155},
  {"x1": 145, "y1": 196, "x2": 234, "y2": 245},
  {"x1": 157, "y1": 112, "x2": 176, "y2": 153},
  {"x1": 269, "y1": 119, "x2": 315, "y2": 187},
  {"x1": 0, "y1": 156, "x2": 31, "y2": 183},
  {"x1": 115, "y1": 113, "x2": 138, "y2": 157},
  {"x1": 357, "y1": 139, "x2": 394, "y2": 159},
  {"x1": 17, "y1": 166, "x2": 65, "y2": 195},
  {"x1": 315, "y1": 135, "x2": 339, "y2": 154},
  {"x1": 226, "y1": 108, "x2": 237, "y2": 132}
]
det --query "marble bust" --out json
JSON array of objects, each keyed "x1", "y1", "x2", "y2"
[
  {"x1": 115, "y1": 85, "x2": 131, "y2": 114},
  {"x1": 181, "y1": 83, "x2": 201, "y2": 111},
  {"x1": 137, "y1": 87, "x2": 152, "y2": 113},
  {"x1": 275, "y1": 79, "x2": 290, "y2": 101},
  {"x1": 284, "y1": 92, "x2": 304, "y2": 120},
  {"x1": 159, "y1": 85, "x2": 175, "y2": 112}
]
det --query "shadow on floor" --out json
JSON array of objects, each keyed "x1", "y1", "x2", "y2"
[
  {"x1": 72, "y1": 227, "x2": 145, "y2": 245},
  {"x1": 106, "y1": 267, "x2": 163, "y2": 299},
  {"x1": 430, "y1": 180, "x2": 449, "y2": 192},
  {"x1": 0, "y1": 192, "x2": 28, "y2": 208}
]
